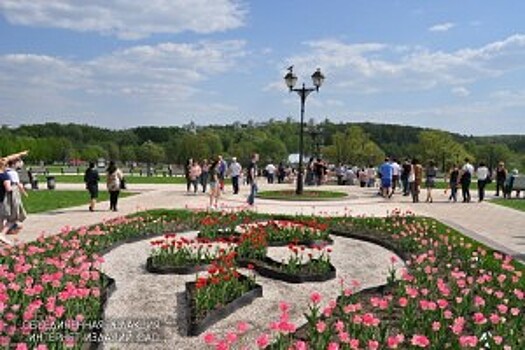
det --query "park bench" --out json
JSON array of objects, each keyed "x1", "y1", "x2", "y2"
[
  {"x1": 61, "y1": 167, "x2": 79, "y2": 174},
  {"x1": 508, "y1": 175, "x2": 525, "y2": 198},
  {"x1": 29, "y1": 167, "x2": 48, "y2": 176},
  {"x1": 17, "y1": 168, "x2": 39, "y2": 189}
]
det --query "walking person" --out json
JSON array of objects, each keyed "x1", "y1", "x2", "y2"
[
  {"x1": 265, "y1": 162, "x2": 276, "y2": 184},
  {"x1": 208, "y1": 159, "x2": 221, "y2": 209},
  {"x1": 425, "y1": 160, "x2": 438, "y2": 203},
  {"x1": 106, "y1": 161, "x2": 123, "y2": 211},
  {"x1": 84, "y1": 162, "x2": 100, "y2": 212},
  {"x1": 5, "y1": 158, "x2": 28, "y2": 234},
  {"x1": 229, "y1": 157, "x2": 242, "y2": 194},
  {"x1": 200, "y1": 159, "x2": 209, "y2": 193},
  {"x1": 246, "y1": 153, "x2": 259, "y2": 206},
  {"x1": 379, "y1": 158, "x2": 393, "y2": 198},
  {"x1": 410, "y1": 158, "x2": 423, "y2": 203},
  {"x1": 358, "y1": 167, "x2": 368, "y2": 187},
  {"x1": 217, "y1": 155, "x2": 227, "y2": 192},
  {"x1": 447, "y1": 164, "x2": 460, "y2": 202},
  {"x1": 189, "y1": 160, "x2": 202, "y2": 194},
  {"x1": 476, "y1": 162, "x2": 489, "y2": 202},
  {"x1": 0, "y1": 158, "x2": 14, "y2": 245},
  {"x1": 185, "y1": 158, "x2": 193, "y2": 193},
  {"x1": 401, "y1": 158, "x2": 411, "y2": 196},
  {"x1": 495, "y1": 162, "x2": 507, "y2": 197},
  {"x1": 391, "y1": 158, "x2": 401, "y2": 194},
  {"x1": 460, "y1": 158, "x2": 474, "y2": 203},
  {"x1": 277, "y1": 162, "x2": 286, "y2": 184}
]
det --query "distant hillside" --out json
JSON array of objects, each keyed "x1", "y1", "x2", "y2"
[{"x1": 1, "y1": 121, "x2": 523, "y2": 171}]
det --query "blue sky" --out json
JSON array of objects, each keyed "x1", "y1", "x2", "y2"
[{"x1": 1, "y1": 0, "x2": 525, "y2": 135}]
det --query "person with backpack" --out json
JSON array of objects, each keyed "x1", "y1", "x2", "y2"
[
  {"x1": 460, "y1": 158, "x2": 474, "y2": 203},
  {"x1": 84, "y1": 162, "x2": 100, "y2": 211}
]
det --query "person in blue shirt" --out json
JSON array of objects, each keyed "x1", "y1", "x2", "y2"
[{"x1": 379, "y1": 158, "x2": 394, "y2": 198}]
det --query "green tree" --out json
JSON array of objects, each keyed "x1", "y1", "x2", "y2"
[
  {"x1": 136, "y1": 141, "x2": 166, "y2": 164},
  {"x1": 120, "y1": 145, "x2": 137, "y2": 162},
  {"x1": 417, "y1": 130, "x2": 472, "y2": 170},
  {"x1": 81, "y1": 145, "x2": 107, "y2": 162}
]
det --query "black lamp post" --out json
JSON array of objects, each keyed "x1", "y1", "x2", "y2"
[{"x1": 284, "y1": 67, "x2": 325, "y2": 195}]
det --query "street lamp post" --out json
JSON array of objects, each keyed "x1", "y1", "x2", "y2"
[{"x1": 284, "y1": 67, "x2": 325, "y2": 195}]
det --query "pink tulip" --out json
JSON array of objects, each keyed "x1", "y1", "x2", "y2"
[
  {"x1": 236, "y1": 321, "x2": 250, "y2": 334},
  {"x1": 338, "y1": 331, "x2": 350, "y2": 343},
  {"x1": 410, "y1": 335, "x2": 430, "y2": 348},
  {"x1": 472, "y1": 312, "x2": 487, "y2": 325},
  {"x1": 316, "y1": 321, "x2": 326, "y2": 333},
  {"x1": 203, "y1": 332, "x2": 216, "y2": 345},
  {"x1": 310, "y1": 292, "x2": 322, "y2": 304},
  {"x1": 368, "y1": 340, "x2": 379, "y2": 350},
  {"x1": 225, "y1": 331, "x2": 237, "y2": 344},
  {"x1": 459, "y1": 335, "x2": 477, "y2": 348},
  {"x1": 493, "y1": 336, "x2": 503, "y2": 345},
  {"x1": 256, "y1": 334, "x2": 269, "y2": 348},
  {"x1": 294, "y1": 340, "x2": 307, "y2": 350}
]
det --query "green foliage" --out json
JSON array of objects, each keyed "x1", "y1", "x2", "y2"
[
  {"x1": 322, "y1": 125, "x2": 384, "y2": 165},
  {"x1": 416, "y1": 130, "x2": 472, "y2": 170},
  {"x1": 1, "y1": 122, "x2": 523, "y2": 173},
  {"x1": 136, "y1": 141, "x2": 166, "y2": 164}
]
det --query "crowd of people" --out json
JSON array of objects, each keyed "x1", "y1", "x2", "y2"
[
  {"x1": 183, "y1": 154, "x2": 260, "y2": 208},
  {"x1": 371, "y1": 157, "x2": 520, "y2": 203},
  {"x1": 2, "y1": 147, "x2": 524, "y2": 244}
]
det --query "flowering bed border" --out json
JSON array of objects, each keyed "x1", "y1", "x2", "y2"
[
  {"x1": 185, "y1": 275, "x2": 263, "y2": 336},
  {"x1": 145, "y1": 257, "x2": 211, "y2": 275},
  {"x1": 266, "y1": 238, "x2": 333, "y2": 248},
  {"x1": 329, "y1": 228, "x2": 409, "y2": 261},
  {"x1": 237, "y1": 258, "x2": 336, "y2": 284},
  {"x1": 83, "y1": 273, "x2": 116, "y2": 350}
]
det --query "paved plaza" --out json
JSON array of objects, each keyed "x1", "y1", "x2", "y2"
[{"x1": 17, "y1": 181, "x2": 525, "y2": 262}]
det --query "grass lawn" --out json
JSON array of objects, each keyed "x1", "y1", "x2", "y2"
[
  {"x1": 43, "y1": 174, "x2": 188, "y2": 184},
  {"x1": 257, "y1": 189, "x2": 348, "y2": 201},
  {"x1": 490, "y1": 198, "x2": 525, "y2": 212},
  {"x1": 23, "y1": 190, "x2": 136, "y2": 214}
]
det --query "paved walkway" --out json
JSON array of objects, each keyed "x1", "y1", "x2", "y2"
[{"x1": 13, "y1": 181, "x2": 525, "y2": 262}]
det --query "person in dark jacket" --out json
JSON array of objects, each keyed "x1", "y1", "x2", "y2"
[
  {"x1": 84, "y1": 162, "x2": 100, "y2": 211},
  {"x1": 495, "y1": 162, "x2": 507, "y2": 197}
]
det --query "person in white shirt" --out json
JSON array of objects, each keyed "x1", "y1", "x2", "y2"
[
  {"x1": 460, "y1": 158, "x2": 475, "y2": 203},
  {"x1": 229, "y1": 157, "x2": 242, "y2": 194},
  {"x1": 476, "y1": 162, "x2": 489, "y2": 202},
  {"x1": 265, "y1": 163, "x2": 276, "y2": 184},
  {"x1": 391, "y1": 159, "x2": 402, "y2": 194}
]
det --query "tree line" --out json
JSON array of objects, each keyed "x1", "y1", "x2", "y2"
[{"x1": 0, "y1": 120, "x2": 523, "y2": 171}]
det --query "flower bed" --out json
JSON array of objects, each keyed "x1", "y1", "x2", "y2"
[
  {"x1": 1, "y1": 208, "x2": 523, "y2": 349},
  {"x1": 237, "y1": 257, "x2": 336, "y2": 284},
  {"x1": 236, "y1": 242, "x2": 335, "y2": 283},
  {"x1": 186, "y1": 252, "x2": 261, "y2": 336},
  {"x1": 202, "y1": 211, "x2": 525, "y2": 350},
  {"x1": 146, "y1": 234, "x2": 235, "y2": 274},
  {"x1": 186, "y1": 274, "x2": 262, "y2": 336},
  {"x1": 0, "y1": 213, "x2": 194, "y2": 349},
  {"x1": 237, "y1": 219, "x2": 332, "y2": 247}
]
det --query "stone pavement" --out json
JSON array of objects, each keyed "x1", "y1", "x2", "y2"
[{"x1": 13, "y1": 181, "x2": 525, "y2": 262}]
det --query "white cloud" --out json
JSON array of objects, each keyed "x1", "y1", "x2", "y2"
[
  {"x1": 0, "y1": 0, "x2": 246, "y2": 39},
  {"x1": 429, "y1": 22, "x2": 455, "y2": 32},
  {"x1": 280, "y1": 34, "x2": 525, "y2": 95},
  {"x1": 451, "y1": 87, "x2": 470, "y2": 97},
  {"x1": 0, "y1": 40, "x2": 247, "y2": 127}
]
